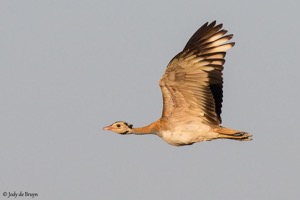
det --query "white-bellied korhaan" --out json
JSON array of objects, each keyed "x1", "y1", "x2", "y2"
[{"x1": 103, "y1": 21, "x2": 252, "y2": 146}]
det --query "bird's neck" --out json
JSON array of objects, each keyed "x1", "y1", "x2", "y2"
[{"x1": 130, "y1": 120, "x2": 160, "y2": 135}]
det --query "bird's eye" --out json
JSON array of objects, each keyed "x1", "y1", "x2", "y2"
[{"x1": 116, "y1": 124, "x2": 121, "y2": 128}]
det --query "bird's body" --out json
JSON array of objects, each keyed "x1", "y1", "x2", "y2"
[
  {"x1": 160, "y1": 122, "x2": 216, "y2": 146},
  {"x1": 103, "y1": 21, "x2": 252, "y2": 146}
]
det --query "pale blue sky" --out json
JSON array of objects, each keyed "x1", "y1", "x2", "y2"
[{"x1": 1, "y1": 0, "x2": 300, "y2": 199}]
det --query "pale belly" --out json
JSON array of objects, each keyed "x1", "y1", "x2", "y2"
[{"x1": 161, "y1": 124, "x2": 218, "y2": 146}]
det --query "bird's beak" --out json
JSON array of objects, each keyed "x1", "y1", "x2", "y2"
[{"x1": 103, "y1": 125, "x2": 113, "y2": 131}]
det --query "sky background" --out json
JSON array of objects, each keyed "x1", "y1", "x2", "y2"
[{"x1": 1, "y1": 0, "x2": 300, "y2": 199}]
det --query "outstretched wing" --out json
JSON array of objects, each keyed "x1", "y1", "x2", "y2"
[{"x1": 159, "y1": 21, "x2": 234, "y2": 126}]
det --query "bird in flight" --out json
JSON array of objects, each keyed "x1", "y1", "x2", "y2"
[{"x1": 103, "y1": 21, "x2": 252, "y2": 146}]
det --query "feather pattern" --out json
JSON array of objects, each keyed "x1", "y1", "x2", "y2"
[{"x1": 160, "y1": 21, "x2": 235, "y2": 126}]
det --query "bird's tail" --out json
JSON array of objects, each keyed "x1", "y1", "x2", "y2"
[{"x1": 215, "y1": 127, "x2": 252, "y2": 141}]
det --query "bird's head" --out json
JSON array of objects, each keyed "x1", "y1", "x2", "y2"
[{"x1": 103, "y1": 121, "x2": 133, "y2": 135}]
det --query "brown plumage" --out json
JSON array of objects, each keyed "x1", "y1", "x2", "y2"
[{"x1": 103, "y1": 21, "x2": 252, "y2": 146}]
